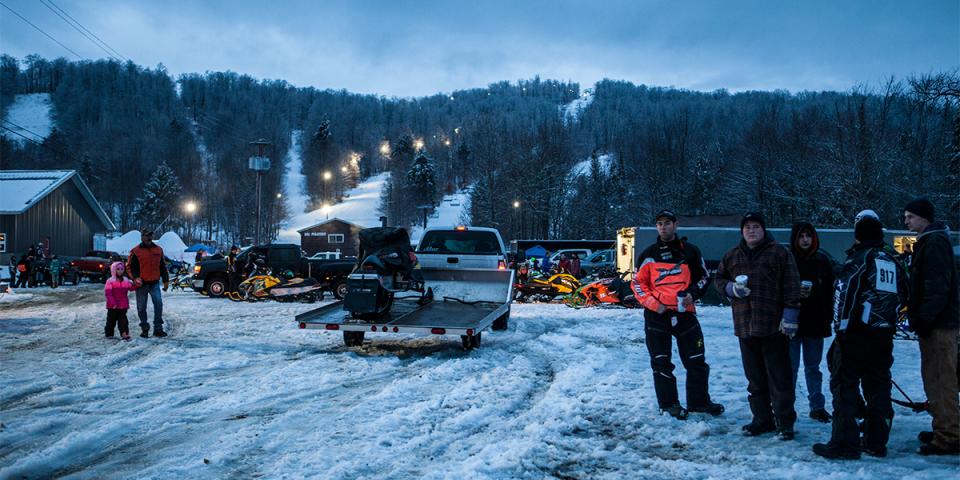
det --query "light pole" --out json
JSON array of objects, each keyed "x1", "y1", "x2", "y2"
[
  {"x1": 184, "y1": 201, "x2": 198, "y2": 242},
  {"x1": 249, "y1": 139, "x2": 272, "y2": 245},
  {"x1": 513, "y1": 200, "x2": 522, "y2": 239},
  {"x1": 322, "y1": 170, "x2": 332, "y2": 204},
  {"x1": 275, "y1": 193, "x2": 282, "y2": 240}
]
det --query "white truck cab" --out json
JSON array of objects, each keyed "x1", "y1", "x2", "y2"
[{"x1": 415, "y1": 226, "x2": 507, "y2": 271}]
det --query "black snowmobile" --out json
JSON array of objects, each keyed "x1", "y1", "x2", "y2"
[{"x1": 343, "y1": 227, "x2": 432, "y2": 319}]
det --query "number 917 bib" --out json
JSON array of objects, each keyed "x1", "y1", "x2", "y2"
[{"x1": 875, "y1": 258, "x2": 897, "y2": 293}]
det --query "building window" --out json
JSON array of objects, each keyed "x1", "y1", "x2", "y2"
[{"x1": 328, "y1": 234, "x2": 345, "y2": 244}]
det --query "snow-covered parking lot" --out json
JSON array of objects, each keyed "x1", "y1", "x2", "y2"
[{"x1": 0, "y1": 285, "x2": 956, "y2": 479}]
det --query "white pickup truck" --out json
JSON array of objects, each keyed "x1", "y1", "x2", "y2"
[{"x1": 295, "y1": 226, "x2": 513, "y2": 349}]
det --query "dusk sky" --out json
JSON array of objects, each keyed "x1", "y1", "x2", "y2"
[{"x1": 2, "y1": 0, "x2": 957, "y2": 97}]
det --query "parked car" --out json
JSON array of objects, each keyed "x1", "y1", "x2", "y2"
[
  {"x1": 192, "y1": 244, "x2": 354, "y2": 298},
  {"x1": 580, "y1": 249, "x2": 615, "y2": 276},
  {"x1": 548, "y1": 248, "x2": 593, "y2": 265},
  {"x1": 70, "y1": 250, "x2": 122, "y2": 282}
]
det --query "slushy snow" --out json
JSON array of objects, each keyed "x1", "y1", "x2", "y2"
[{"x1": 0, "y1": 287, "x2": 956, "y2": 479}]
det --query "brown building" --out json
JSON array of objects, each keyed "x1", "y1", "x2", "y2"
[
  {"x1": 1, "y1": 170, "x2": 116, "y2": 265},
  {"x1": 298, "y1": 218, "x2": 364, "y2": 257}
]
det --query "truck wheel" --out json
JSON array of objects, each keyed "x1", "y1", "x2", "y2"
[
  {"x1": 492, "y1": 310, "x2": 510, "y2": 331},
  {"x1": 206, "y1": 276, "x2": 228, "y2": 298},
  {"x1": 344, "y1": 331, "x2": 365, "y2": 347},
  {"x1": 333, "y1": 280, "x2": 348, "y2": 300},
  {"x1": 461, "y1": 333, "x2": 481, "y2": 350}
]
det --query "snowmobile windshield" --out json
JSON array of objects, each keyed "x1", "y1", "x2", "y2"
[{"x1": 418, "y1": 231, "x2": 502, "y2": 255}]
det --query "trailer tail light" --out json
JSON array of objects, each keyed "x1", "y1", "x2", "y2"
[
  {"x1": 325, "y1": 324, "x2": 340, "y2": 330},
  {"x1": 70, "y1": 261, "x2": 77, "y2": 267},
  {"x1": 371, "y1": 325, "x2": 377, "y2": 332},
  {"x1": 193, "y1": 265, "x2": 201, "y2": 274},
  {"x1": 382, "y1": 326, "x2": 388, "y2": 332},
  {"x1": 392, "y1": 327, "x2": 399, "y2": 332},
  {"x1": 98, "y1": 264, "x2": 104, "y2": 269},
  {"x1": 498, "y1": 259, "x2": 506, "y2": 270},
  {"x1": 299, "y1": 323, "x2": 306, "y2": 329},
  {"x1": 431, "y1": 328, "x2": 446, "y2": 335}
]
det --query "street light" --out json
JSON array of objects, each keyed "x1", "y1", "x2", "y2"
[
  {"x1": 513, "y1": 200, "x2": 520, "y2": 209},
  {"x1": 276, "y1": 193, "x2": 282, "y2": 199},
  {"x1": 380, "y1": 141, "x2": 391, "y2": 156},
  {"x1": 184, "y1": 201, "x2": 198, "y2": 214},
  {"x1": 413, "y1": 138, "x2": 424, "y2": 151}
]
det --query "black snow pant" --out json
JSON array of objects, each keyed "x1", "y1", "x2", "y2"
[
  {"x1": 15, "y1": 269, "x2": 29, "y2": 288},
  {"x1": 739, "y1": 334, "x2": 797, "y2": 430},
  {"x1": 105, "y1": 308, "x2": 130, "y2": 337},
  {"x1": 827, "y1": 329, "x2": 894, "y2": 453},
  {"x1": 644, "y1": 309, "x2": 712, "y2": 409}
]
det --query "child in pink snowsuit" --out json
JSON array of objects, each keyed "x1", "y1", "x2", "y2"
[{"x1": 104, "y1": 261, "x2": 135, "y2": 340}]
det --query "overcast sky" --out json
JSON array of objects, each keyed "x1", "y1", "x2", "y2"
[{"x1": 1, "y1": 0, "x2": 957, "y2": 97}]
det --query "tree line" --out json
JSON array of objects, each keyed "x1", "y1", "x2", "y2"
[{"x1": 1, "y1": 54, "x2": 956, "y2": 246}]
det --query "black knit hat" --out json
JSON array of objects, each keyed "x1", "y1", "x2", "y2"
[
  {"x1": 654, "y1": 209, "x2": 677, "y2": 222},
  {"x1": 904, "y1": 198, "x2": 935, "y2": 223},
  {"x1": 854, "y1": 216, "x2": 884, "y2": 242},
  {"x1": 741, "y1": 212, "x2": 766, "y2": 230}
]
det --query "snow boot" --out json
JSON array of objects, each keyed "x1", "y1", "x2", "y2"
[
  {"x1": 918, "y1": 443, "x2": 960, "y2": 456},
  {"x1": 741, "y1": 420, "x2": 776, "y2": 436},
  {"x1": 121, "y1": 333, "x2": 131, "y2": 341},
  {"x1": 153, "y1": 329, "x2": 168, "y2": 338},
  {"x1": 689, "y1": 402, "x2": 725, "y2": 416},
  {"x1": 809, "y1": 409, "x2": 832, "y2": 423},
  {"x1": 812, "y1": 442, "x2": 860, "y2": 460},
  {"x1": 661, "y1": 405, "x2": 689, "y2": 420},
  {"x1": 777, "y1": 428, "x2": 795, "y2": 441},
  {"x1": 140, "y1": 329, "x2": 149, "y2": 338}
]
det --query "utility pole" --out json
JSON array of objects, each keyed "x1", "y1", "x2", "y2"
[{"x1": 249, "y1": 139, "x2": 272, "y2": 245}]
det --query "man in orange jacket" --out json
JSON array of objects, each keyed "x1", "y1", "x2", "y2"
[
  {"x1": 128, "y1": 230, "x2": 170, "y2": 338},
  {"x1": 632, "y1": 209, "x2": 724, "y2": 419}
]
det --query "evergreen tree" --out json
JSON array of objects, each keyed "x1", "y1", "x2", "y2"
[
  {"x1": 407, "y1": 151, "x2": 437, "y2": 208},
  {"x1": 135, "y1": 162, "x2": 183, "y2": 229}
]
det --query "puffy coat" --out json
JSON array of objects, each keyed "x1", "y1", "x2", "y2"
[
  {"x1": 834, "y1": 239, "x2": 908, "y2": 333},
  {"x1": 908, "y1": 222, "x2": 959, "y2": 336},
  {"x1": 128, "y1": 242, "x2": 168, "y2": 284},
  {"x1": 632, "y1": 236, "x2": 708, "y2": 313},
  {"x1": 104, "y1": 263, "x2": 135, "y2": 309},
  {"x1": 715, "y1": 232, "x2": 802, "y2": 338}
]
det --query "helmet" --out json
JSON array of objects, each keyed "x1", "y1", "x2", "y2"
[{"x1": 281, "y1": 269, "x2": 295, "y2": 280}]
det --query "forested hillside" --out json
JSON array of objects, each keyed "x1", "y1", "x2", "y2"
[{"x1": 2, "y1": 54, "x2": 956, "y2": 244}]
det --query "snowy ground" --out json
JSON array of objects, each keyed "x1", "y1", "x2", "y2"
[
  {"x1": 0, "y1": 287, "x2": 956, "y2": 479},
  {"x1": 1, "y1": 93, "x2": 53, "y2": 144}
]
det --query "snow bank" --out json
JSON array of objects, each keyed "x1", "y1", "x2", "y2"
[
  {"x1": 0, "y1": 289, "x2": 32, "y2": 304},
  {"x1": 278, "y1": 172, "x2": 390, "y2": 243},
  {"x1": 1, "y1": 93, "x2": 53, "y2": 144},
  {"x1": 106, "y1": 231, "x2": 192, "y2": 263}
]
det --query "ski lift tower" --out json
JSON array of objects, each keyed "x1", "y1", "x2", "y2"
[{"x1": 249, "y1": 139, "x2": 272, "y2": 245}]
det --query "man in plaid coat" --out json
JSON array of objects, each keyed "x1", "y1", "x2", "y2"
[{"x1": 716, "y1": 212, "x2": 802, "y2": 440}]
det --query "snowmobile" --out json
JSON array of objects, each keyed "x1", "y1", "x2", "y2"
[
  {"x1": 565, "y1": 276, "x2": 638, "y2": 308},
  {"x1": 229, "y1": 263, "x2": 282, "y2": 301},
  {"x1": 268, "y1": 273, "x2": 324, "y2": 303},
  {"x1": 513, "y1": 269, "x2": 580, "y2": 303},
  {"x1": 344, "y1": 227, "x2": 432, "y2": 319}
]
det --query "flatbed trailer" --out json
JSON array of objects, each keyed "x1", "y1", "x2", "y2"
[{"x1": 295, "y1": 268, "x2": 514, "y2": 349}]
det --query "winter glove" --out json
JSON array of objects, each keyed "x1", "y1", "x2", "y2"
[
  {"x1": 724, "y1": 282, "x2": 751, "y2": 299},
  {"x1": 779, "y1": 307, "x2": 800, "y2": 338}
]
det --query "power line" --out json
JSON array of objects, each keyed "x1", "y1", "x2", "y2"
[
  {"x1": 40, "y1": 0, "x2": 128, "y2": 62},
  {"x1": 1, "y1": 119, "x2": 46, "y2": 142},
  {"x1": 0, "y1": 124, "x2": 45, "y2": 146},
  {"x1": 0, "y1": 0, "x2": 84, "y2": 59},
  {"x1": 38, "y1": 0, "x2": 119, "y2": 61}
]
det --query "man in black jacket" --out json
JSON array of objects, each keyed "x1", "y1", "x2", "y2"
[
  {"x1": 903, "y1": 198, "x2": 960, "y2": 456},
  {"x1": 813, "y1": 215, "x2": 908, "y2": 460},
  {"x1": 789, "y1": 222, "x2": 835, "y2": 424}
]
